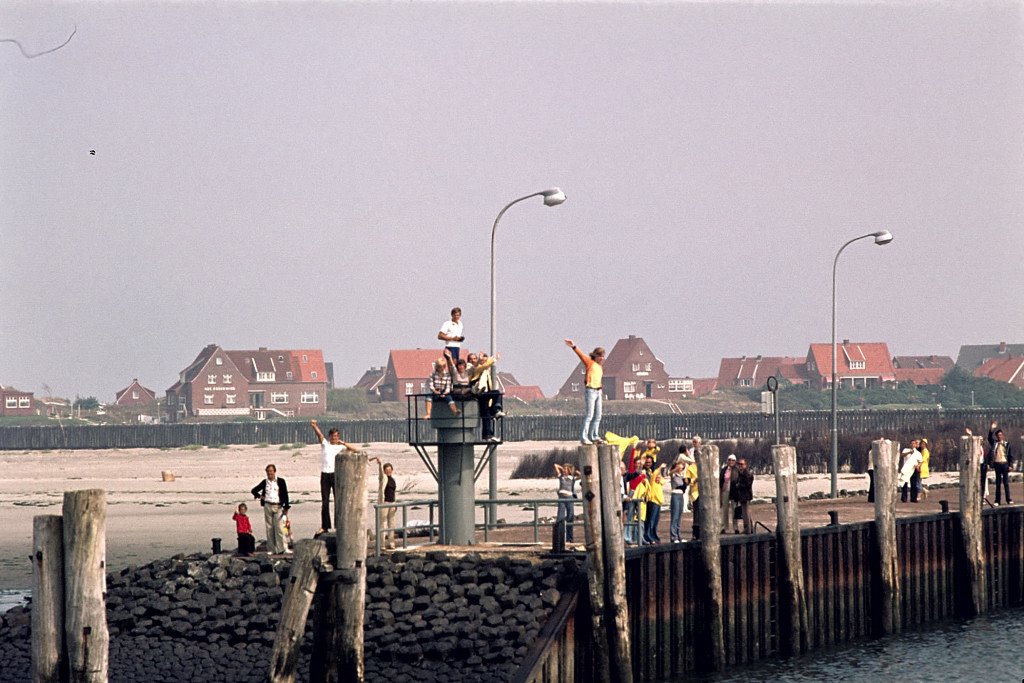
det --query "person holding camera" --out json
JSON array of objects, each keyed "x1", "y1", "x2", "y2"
[{"x1": 438, "y1": 307, "x2": 466, "y2": 361}]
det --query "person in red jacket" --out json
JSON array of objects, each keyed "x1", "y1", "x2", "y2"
[{"x1": 232, "y1": 503, "x2": 255, "y2": 556}]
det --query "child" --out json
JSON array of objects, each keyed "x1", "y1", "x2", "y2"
[
  {"x1": 279, "y1": 510, "x2": 295, "y2": 554},
  {"x1": 233, "y1": 503, "x2": 255, "y2": 556}
]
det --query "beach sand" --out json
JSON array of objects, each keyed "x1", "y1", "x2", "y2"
[{"x1": 0, "y1": 441, "x2": 970, "y2": 590}]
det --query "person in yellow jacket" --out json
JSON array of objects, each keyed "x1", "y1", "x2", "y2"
[
  {"x1": 633, "y1": 455, "x2": 665, "y2": 545},
  {"x1": 684, "y1": 456, "x2": 700, "y2": 540},
  {"x1": 918, "y1": 437, "x2": 931, "y2": 499}
]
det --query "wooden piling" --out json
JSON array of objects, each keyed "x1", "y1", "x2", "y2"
[
  {"x1": 62, "y1": 489, "x2": 108, "y2": 683},
  {"x1": 269, "y1": 539, "x2": 329, "y2": 683},
  {"x1": 577, "y1": 444, "x2": 611, "y2": 683},
  {"x1": 31, "y1": 515, "x2": 65, "y2": 683},
  {"x1": 771, "y1": 445, "x2": 807, "y2": 656},
  {"x1": 870, "y1": 439, "x2": 901, "y2": 635},
  {"x1": 596, "y1": 443, "x2": 633, "y2": 683},
  {"x1": 957, "y1": 435, "x2": 986, "y2": 616},
  {"x1": 333, "y1": 451, "x2": 369, "y2": 682},
  {"x1": 694, "y1": 444, "x2": 725, "y2": 672}
]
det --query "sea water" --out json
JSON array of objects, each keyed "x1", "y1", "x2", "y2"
[{"x1": 687, "y1": 609, "x2": 1024, "y2": 683}]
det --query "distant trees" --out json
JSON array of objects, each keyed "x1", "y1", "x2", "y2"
[{"x1": 73, "y1": 396, "x2": 100, "y2": 410}]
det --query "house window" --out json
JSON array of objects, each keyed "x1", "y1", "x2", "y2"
[
  {"x1": 645, "y1": 363, "x2": 652, "y2": 371},
  {"x1": 207, "y1": 374, "x2": 217, "y2": 384},
  {"x1": 739, "y1": 379, "x2": 753, "y2": 387},
  {"x1": 226, "y1": 394, "x2": 236, "y2": 405},
  {"x1": 301, "y1": 392, "x2": 319, "y2": 404},
  {"x1": 302, "y1": 354, "x2": 308, "y2": 363},
  {"x1": 286, "y1": 371, "x2": 293, "y2": 380},
  {"x1": 632, "y1": 363, "x2": 640, "y2": 372},
  {"x1": 405, "y1": 382, "x2": 414, "y2": 395},
  {"x1": 18, "y1": 397, "x2": 29, "y2": 408},
  {"x1": 850, "y1": 360, "x2": 866, "y2": 370},
  {"x1": 257, "y1": 372, "x2": 275, "y2": 382},
  {"x1": 203, "y1": 394, "x2": 214, "y2": 405},
  {"x1": 216, "y1": 357, "x2": 223, "y2": 365},
  {"x1": 623, "y1": 381, "x2": 637, "y2": 394},
  {"x1": 669, "y1": 379, "x2": 693, "y2": 393},
  {"x1": 222, "y1": 374, "x2": 232, "y2": 384},
  {"x1": 271, "y1": 392, "x2": 288, "y2": 404},
  {"x1": 571, "y1": 383, "x2": 580, "y2": 392},
  {"x1": 311, "y1": 371, "x2": 318, "y2": 379},
  {"x1": 6, "y1": 397, "x2": 18, "y2": 408},
  {"x1": 132, "y1": 390, "x2": 139, "y2": 400}
]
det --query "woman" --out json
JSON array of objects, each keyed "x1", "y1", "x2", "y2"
[
  {"x1": 669, "y1": 460, "x2": 688, "y2": 543},
  {"x1": 554, "y1": 463, "x2": 579, "y2": 544},
  {"x1": 564, "y1": 338, "x2": 605, "y2": 445}
]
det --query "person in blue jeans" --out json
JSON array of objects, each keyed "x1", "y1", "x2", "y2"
[
  {"x1": 564, "y1": 339, "x2": 605, "y2": 444},
  {"x1": 669, "y1": 458, "x2": 690, "y2": 542},
  {"x1": 554, "y1": 462, "x2": 579, "y2": 543}
]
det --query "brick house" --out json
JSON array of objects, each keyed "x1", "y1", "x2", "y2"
[
  {"x1": 556, "y1": 335, "x2": 673, "y2": 400},
  {"x1": 0, "y1": 385, "x2": 34, "y2": 416},
  {"x1": 377, "y1": 349, "x2": 444, "y2": 402},
  {"x1": 354, "y1": 366, "x2": 386, "y2": 401},
  {"x1": 166, "y1": 345, "x2": 327, "y2": 421},
  {"x1": 716, "y1": 356, "x2": 809, "y2": 389},
  {"x1": 496, "y1": 371, "x2": 545, "y2": 403},
  {"x1": 114, "y1": 379, "x2": 157, "y2": 407},
  {"x1": 891, "y1": 355, "x2": 954, "y2": 387},
  {"x1": 974, "y1": 356, "x2": 1024, "y2": 389},
  {"x1": 805, "y1": 341, "x2": 895, "y2": 389},
  {"x1": 956, "y1": 342, "x2": 1024, "y2": 372}
]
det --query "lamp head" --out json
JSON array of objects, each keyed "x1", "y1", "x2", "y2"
[
  {"x1": 872, "y1": 230, "x2": 894, "y2": 245},
  {"x1": 542, "y1": 188, "x2": 566, "y2": 207}
]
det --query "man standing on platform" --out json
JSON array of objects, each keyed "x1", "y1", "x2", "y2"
[
  {"x1": 564, "y1": 338, "x2": 605, "y2": 445},
  {"x1": 719, "y1": 454, "x2": 738, "y2": 532},
  {"x1": 251, "y1": 464, "x2": 289, "y2": 554},
  {"x1": 310, "y1": 420, "x2": 359, "y2": 534},
  {"x1": 988, "y1": 420, "x2": 1014, "y2": 505},
  {"x1": 438, "y1": 307, "x2": 465, "y2": 361}
]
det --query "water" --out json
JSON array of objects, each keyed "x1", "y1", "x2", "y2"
[
  {"x1": 686, "y1": 609, "x2": 1024, "y2": 683},
  {"x1": 0, "y1": 589, "x2": 30, "y2": 613}
]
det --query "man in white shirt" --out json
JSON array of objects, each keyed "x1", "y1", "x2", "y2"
[
  {"x1": 438, "y1": 307, "x2": 465, "y2": 361},
  {"x1": 251, "y1": 464, "x2": 289, "y2": 554},
  {"x1": 311, "y1": 420, "x2": 358, "y2": 534}
]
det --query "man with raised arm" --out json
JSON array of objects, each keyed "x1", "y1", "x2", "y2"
[{"x1": 310, "y1": 420, "x2": 358, "y2": 534}]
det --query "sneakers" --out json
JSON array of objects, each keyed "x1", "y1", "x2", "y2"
[
  {"x1": 314, "y1": 528, "x2": 326, "y2": 536},
  {"x1": 487, "y1": 435, "x2": 500, "y2": 443},
  {"x1": 494, "y1": 411, "x2": 506, "y2": 418},
  {"x1": 581, "y1": 439, "x2": 593, "y2": 445}
]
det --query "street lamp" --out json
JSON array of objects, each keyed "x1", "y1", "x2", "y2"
[
  {"x1": 830, "y1": 230, "x2": 893, "y2": 498},
  {"x1": 490, "y1": 188, "x2": 566, "y2": 364},
  {"x1": 487, "y1": 188, "x2": 565, "y2": 526}
]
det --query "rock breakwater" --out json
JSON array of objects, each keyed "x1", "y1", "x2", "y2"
[{"x1": 0, "y1": 549, "x2": 581, "y2": 683}]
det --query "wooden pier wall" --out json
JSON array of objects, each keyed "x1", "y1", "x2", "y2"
[{"x1": 512, "y1": 506, "x2": 1024, "y2": 682}]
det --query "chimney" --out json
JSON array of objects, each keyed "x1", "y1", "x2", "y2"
[
  {"x1": 259, "y1": 347, "x2": 268, "y2": 351},
  {"x1": 628, "y1": 334, "x2": 636, "y2": 340},
  {"x1": 843, "y1": 339, "x2": 850, "y2": 345},
  {"x1": 755, "y1": 355, "x2": 762, "y2": 361},
  {"x1": 1000, "y1": 341, "x2": 1007, "y2": 354}
]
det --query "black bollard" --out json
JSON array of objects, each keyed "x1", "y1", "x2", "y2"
[
  {"x1": 552, "y1": 520, "x2": 565, "y2": 553},
  {"x1": 827, "y1": 510, "x2": 839, "y2": 526},
  {"x1": 211, "y1": 537, "x2": 222, "y2": 554},
  {"x1": 940, "y1": 500, "x2": 950, "y2": 513}
]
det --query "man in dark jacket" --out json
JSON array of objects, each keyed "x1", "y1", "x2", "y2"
[
  {"x1": 251, "y1": 464, "x2": 290, "y2": 554},
  {"x1": 988, "y1": 421, "x2": 1014, "y2": 505},
  {"x1": 731, "y1": 459, "x2": 755, "y2": 534}
]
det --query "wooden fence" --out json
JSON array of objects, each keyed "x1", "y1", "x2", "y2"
[
  {"x1": 1, "y1": 407, "x2": 1021, "y2": 451},
  {"x1": 512, "y1": 506, "x2": 1024, "y2": 682}
]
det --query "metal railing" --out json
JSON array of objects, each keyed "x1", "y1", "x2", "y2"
[
  {"x1": 372, "y1": 497, "x2": 598, "y2": 556},
  {"x1": 405, "y1": 392, "x2": 505, "y2": 445}
]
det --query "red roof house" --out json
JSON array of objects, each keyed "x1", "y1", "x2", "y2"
[
  {"x1": 805, "y1": 341, "x2": 895, "y2": 389},
  {"x1": 717, "y1": 356, "x2": 809, "y2": 389},
  {"x1": 378, "y1": 349, "x2": 445, "y2": 402},
  {"x1": 974, "y1": 356, "x2": 1024, "y2": 389},
  {"x1": 0, "y1": 385, "x2": 34, "y2": 416},
  {"x1": 555, "y1": 335, "x2": 672, "y2": 400}
]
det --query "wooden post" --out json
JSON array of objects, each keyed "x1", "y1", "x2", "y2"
[
  {"x1": 333, "y1": 451, "x2": 368, "y2": 682},
  {"x1": 32, "y1": 515, "x2": 65, "y2": 683},
  {"x1": 694, "y1": 444, "x2": 725, "y2": 672},
  {"x1": 269, "y1": 539, "x2": 329, "y2": 683},
  {"x1": 870, "y1": 439, "x2": 901, "y2": 635},
  {"x1": 62, "y1": 489, "x2": 108, "y2": 683},
  {"x1": 577, "y1": 443, "x2": 611, "y2": 683},
  {"x1": 771, "y1": 444, "x2": 808, "y2": 656},
  {"x1": 596, "y1": 443, "x2": 633, "y2": 683},
  {"x1": 957, "y1": 435, "x2": 986, "y2": 616}
]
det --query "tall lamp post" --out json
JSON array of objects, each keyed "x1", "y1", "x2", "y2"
[
  {"x1": 488, "y1": 187, "x2": 566, "y2": 524},
  {"x1": 830, "y1": 230, "x2": 893, "y2": 498}
]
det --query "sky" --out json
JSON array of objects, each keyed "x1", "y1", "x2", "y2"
[{"x1": 2, "y1": 1, "x2": 1023, "y2": 401}]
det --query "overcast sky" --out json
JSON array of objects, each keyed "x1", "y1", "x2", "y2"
[{"x1": 2, "y1": 1, "x2": 1022, "y2": 401}]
